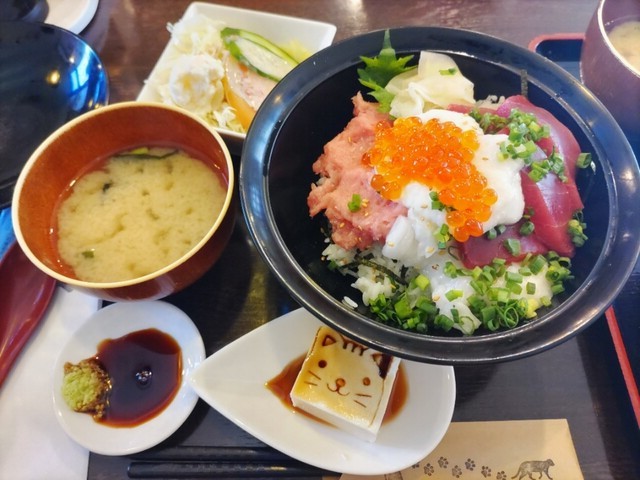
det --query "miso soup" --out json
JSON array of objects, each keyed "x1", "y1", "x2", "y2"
[{"x1": 56, "y1": 147, "x2": 227, "y2": 282}]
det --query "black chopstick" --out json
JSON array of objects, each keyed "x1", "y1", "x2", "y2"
[
  {"x1": 128, "y1": 461, "x2": 336, "y2": 478},
  {"x1": 132, "y1": 446, "x2": 298, "y2": 462},
  {"x1": 127, "y1": 446, "x2": 339, "y2": 478}
]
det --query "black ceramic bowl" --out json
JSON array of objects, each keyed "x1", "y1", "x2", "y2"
[
  {"x1": 0, "y1": 21, "x2": 108, "y2": 208},
  {"x1": 240, "y1": 27, "x2": 640, "y2": 364}
]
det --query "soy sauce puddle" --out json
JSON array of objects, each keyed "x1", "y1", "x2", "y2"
[{"x1": 96, "y1": 328, "x2": 182, "y2": 427}]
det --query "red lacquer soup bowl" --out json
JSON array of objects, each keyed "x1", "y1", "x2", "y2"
[{"x1": 12, "y1": 102, "x2": 235, "y2": 301}]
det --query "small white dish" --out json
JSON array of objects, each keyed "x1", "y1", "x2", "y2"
[
  {"x1": 188, "y1": 308, "x2": 456, "y2": 475},
  {"x1": 45, "y1": 0, "x2": 98, "y2": 34},
  {"x1": 137, "y1": 2, "x2": 337, "y2": 155},
  {"x1": 52, "y1": 301, "x2": 205, "y2": 456}
]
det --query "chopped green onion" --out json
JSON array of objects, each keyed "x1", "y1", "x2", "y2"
[
  {"x1": 471, "y1": 266, "x2": 483, "y2": 280},
  {"x1": 568, "y1": 212, "x2": 588, "y2": 247},
  {"x1": 347, "y1": 193, "x2": 362, "y2": 212},
  {"x1": 504, "y1": 238, "x2": 521, "y2": 256},
  {"x1": 528, "y1": 254, "x2": 547, "y2": 274},
  {"x1": 505, "y1": 271, "x2": 523, "y2": 283},
  {"x1": 444, "y1": 261, "x2": 460, "y2": 278},
  {"x1": 82, "y1": 250, "x2": 95, "y2": 259},
  {"x1": 528, "y1": 163, "x2": 546, "y2": 182},
  {"x1": 429, "y1": 191, "x2": 444, "y2": 210},
  {"x1": 577, "y1": 152, "x2": 593, "y2": 169},
  {"x1": 489, "y1": 287, "x2": 511, "y2": 303},
  {"x1": 416, "y1": 297, "x2": 437, "y2": 315},
  {"x1": 481, "y1": 306, "x2": 498, "y2": 328},
  {"x1": 129, "y1": 147, "x2": 149, "y2": 155},
  {"x1": 467, "y1": 294, "x2": 486, "y2": 311},
  {"x1": 445, "y1": 289, "x2": 463, "y2": 301},
  {"x1": 434, "y1": 313, "x2": 454, "y2": 331},
  {"x1": 519, "y1": 220, "x2": 535, "y2": 236},
  {"x1": 486, "y1": 224, "x2": 506, "y2": 240},
  {"x1": 518, "y1": 265, "x2": 532, "y2": 276},
  {"x1": 468, "y1": 109, "x2": 508, "y2": 134},
  {"x1": 394, "y1": 295, "x2": 413, "y2": 319},
  {"x1": 114, "y1": 148, "x2": 178, "y2": 160},
  {"x1": 500, "y1": 109, "x2": 551, "y2": 164},
  {"x1": 506, "y1": 282, "x2": 523, "y2": 295},
  {"x1": 527, "y1": 148, "x2": 567, "y2": 183},
  {"x1": 436, "y1": 224, "x2": 450, "y2": 249},
  {"x1": 526, "y1": 282, "x2": 536, "y2": 295},
  {"x1": 470, "y1": 279, "x2": 486, "y2": 295},
  {"x1": 413, "y1": 274, "x2": 430, "y2": 290},
  {"x1": 439, "y1": 67, "x2": 457, "y2": 75}
]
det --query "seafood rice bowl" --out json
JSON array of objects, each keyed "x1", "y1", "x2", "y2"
[{"x1": 240, "y1": 27, "x2": 640, "y2": 363}]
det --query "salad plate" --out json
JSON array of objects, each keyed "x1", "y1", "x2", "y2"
[
  {"x1": 188, "y1": 308, "x2": 456, "y2": 475},
  {"x1": 52, "y1": 301, "x2": 205, "y2": 455},
  {"x1": 137, "y1": 2, "x2": 337, "y2": 155}
]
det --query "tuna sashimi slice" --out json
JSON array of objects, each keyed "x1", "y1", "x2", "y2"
[
  {"x1": 496, "y1": 95, "x2": 582, "y2": 179},
  {"x1": 519, "y1": 170, "x2": 582, "y2": 257},
  {"x1": 458, "y1": 223, "x2": 549, "y2": 268},
  {"x1": 496, "y1": 95, "x2": 583, "y2": 256},
  {"x1": 456, "y1": 95, "x2": 584, "y2": 260}
]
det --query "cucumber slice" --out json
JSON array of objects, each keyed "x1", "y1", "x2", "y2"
[{"x1": 221, "y1": 27, "x2": 298, "y2": 82}]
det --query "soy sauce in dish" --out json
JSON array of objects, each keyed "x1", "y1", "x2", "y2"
[
  {"x1": 97, "y1": 328, "x2": 182, "y2": 427},
  {"x1": 266, "y1": 354, "x2": 408, "y2": 424}
]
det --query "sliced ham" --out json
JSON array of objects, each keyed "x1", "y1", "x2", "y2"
[{"x1": 308, "y1": 94, "x2": 405, "y2": 251}]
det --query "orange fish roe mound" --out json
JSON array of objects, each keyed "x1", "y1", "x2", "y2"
[{"x1": 363, "y1": 116, "x2": 498, "y2": 242}]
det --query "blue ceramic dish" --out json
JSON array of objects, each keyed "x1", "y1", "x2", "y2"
[
  {"x1": 0, "y1": 21, "x2": 108, "y2": 208},
  {"x1": 240, "y1": 27, "x2": 640, "y2": 364}
]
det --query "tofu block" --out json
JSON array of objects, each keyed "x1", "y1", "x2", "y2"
[{"x1": 290, "y1": 326, "x2": 401, "y2": 442}]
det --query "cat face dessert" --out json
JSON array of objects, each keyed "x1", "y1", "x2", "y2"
[{"x1": 290, "y1": 326, "x2": 401, "y2": 442}]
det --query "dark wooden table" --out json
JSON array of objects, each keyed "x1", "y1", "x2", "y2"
[{"x1": 79, "y1": 1, "x2": 640, "y2": 478}]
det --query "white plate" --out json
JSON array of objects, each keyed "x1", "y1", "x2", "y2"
[
  {"x1": 52, "y1": 301, "x2": 205, "y2": 456},
  {"x1": 45, "y1": 0, "x2": 98, "y2": 34},
  {"x1": 137, "y1": 2, "x2": 337, "y2": 155},
  {"x1": 188, "y1": 308, "x2": 456, "y2": 475}
]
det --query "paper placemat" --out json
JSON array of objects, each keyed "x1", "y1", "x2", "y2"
[{"x1": 341, "y1": 419, "x2": 583, "y2": 480}]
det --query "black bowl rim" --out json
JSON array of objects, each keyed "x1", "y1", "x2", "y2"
[{"x1": 240, "y1": 26, "x2": 640, "y2": 364}]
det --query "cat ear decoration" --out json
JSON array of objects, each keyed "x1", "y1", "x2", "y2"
[
  {"x1": 321, "y1": 333, "x2": 338, "y2": 347},
  {"x1": 371, "y1": 352, "x2": 393, "y2": 378},
  {"x1": 322, "y1": 331, "x2": 370, "y2": 356}
]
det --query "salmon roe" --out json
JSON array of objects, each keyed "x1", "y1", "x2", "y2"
[{"x1": 363, "y1": 116, "x2": 498, "y2": 242}]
